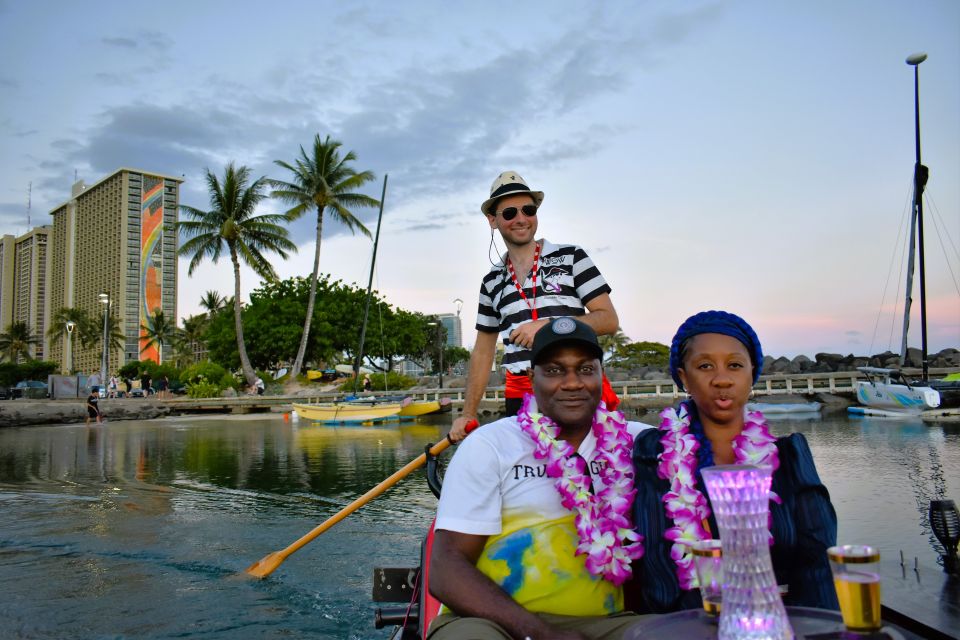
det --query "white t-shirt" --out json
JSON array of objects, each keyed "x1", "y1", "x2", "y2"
[{"x1": 435, "y1": 415, "x2": 653, "y2": 616}]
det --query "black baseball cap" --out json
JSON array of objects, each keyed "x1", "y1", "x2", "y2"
[{"x1": 530, "y1": 317, "x2": 604, "y2": 366}]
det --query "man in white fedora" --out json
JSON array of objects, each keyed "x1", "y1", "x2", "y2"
[{"x1": 449, "y1": 171, "x2": 620, "y2": 441}]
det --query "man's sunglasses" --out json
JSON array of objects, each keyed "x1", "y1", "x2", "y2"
[{"x1": 497, "y1": 204, "x2": 538, "y2": 221}]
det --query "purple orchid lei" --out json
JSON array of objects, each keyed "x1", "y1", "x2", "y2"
[
  {"x1": 657, "y1": 402, "x2": 779, "y2": 590},
  {"x1": 517, "y1": 394, "x2": 644, "y2": 585}
]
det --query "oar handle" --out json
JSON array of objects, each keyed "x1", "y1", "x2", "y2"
[{"x1": 248, "y1": 419, "x2": 479, "y2": 575}]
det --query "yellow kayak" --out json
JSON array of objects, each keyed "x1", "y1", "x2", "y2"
[
  {"x1": 292, "y1": 402, "x2": 402, "y2": 422},
  {"x1": 398, "y1": 400, "x2": 442, "y2": 417}
]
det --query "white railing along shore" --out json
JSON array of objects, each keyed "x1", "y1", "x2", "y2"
[{"x1": 292, "y1": 367, "x2": 959, "y2": 407}]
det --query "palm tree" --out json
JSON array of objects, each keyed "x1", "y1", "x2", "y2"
[
  {"x1": 0, "y1": 321, "x2": 40, "y2": 362},
  {"x1": 140, "y1": 309, "x2": 181, "y2": 363},
  {"x1": 270, "y1": 134, "x2": 380, "y2": 378},
  {"x1": 199, "y1": 290, "x2": 226, "y2": 316},
  {"x1": 177, "y1": 163, "x2": 297, "y2": 386},
  {"x1": 599, "y1": 328, "x2": 631, "y2": 364},
  {"x1": 47, "y1": 307, "x2": 93, "y2": 371},
  {"x1": 173, "y1": 313, "x2": 209, "y2": 366},
  {"x1": 90, "y1": 311, "x2": 126, "y2": 355}
]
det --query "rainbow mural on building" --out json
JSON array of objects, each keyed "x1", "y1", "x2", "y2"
[{"x1": 139, "y1": 177, "x2": 164, "y2": 363}]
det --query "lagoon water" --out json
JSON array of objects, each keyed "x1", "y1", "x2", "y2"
[{"x1": 1, "y1": 410, "x2": 958, "y2": 639}]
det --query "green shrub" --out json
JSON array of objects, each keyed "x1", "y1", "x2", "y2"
[
  {"x1": 0, "y1": 360, "x2": 57, "y2": 386},
  {"x1": 338, "y1": 371, "x2": 417, "y2": 392},
  {"x1": 185, "y1": 375, "x2": 221, "y2": 398},
  {"x1": 219, "y1": 372, "x2": 240, "y2": 390},
  {"x1": 118, "y1": 359, "x2": 177, "y2": 382},
  {"x1": 181, "y1": 361, "x2": 229, "y2": 386},
  {"x1": 19, "y1": 360, "x2": 58, "y2": 381},
  {"x1": 0, "y1": 362, "x2": 19, "y2": 387},
  {"x1": 117, "y1": 361, "x2": 141, "y2": 379}
]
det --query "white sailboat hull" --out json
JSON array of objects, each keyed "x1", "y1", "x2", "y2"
[{"x1": 854, "y1": 380, "x2": 940, "y2": 413}]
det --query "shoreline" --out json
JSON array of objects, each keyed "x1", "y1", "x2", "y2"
[{"x1": 0, "y1": 390, "x2": 854, "y2": 428}]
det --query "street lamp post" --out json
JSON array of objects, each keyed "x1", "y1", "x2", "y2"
[
  {"x1": 65, "y1": 320, "x2": 76, "y2": 374},
  {"x1": 453, "y1": 298, "x2": 463, "y2": 375},
  {"x1": 98, "y1": 292, "x2": 110, "y2": 387}
]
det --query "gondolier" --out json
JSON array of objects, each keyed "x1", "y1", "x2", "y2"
[{"x1": 450, "y1": 170, "x2": 620, "y2": 441}]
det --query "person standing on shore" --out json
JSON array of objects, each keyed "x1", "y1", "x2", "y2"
[
  {"x1": 87, "y1": 371, "x2": 102, "y2": 395},
  {"x1": 86, "y1": 390, "x2": 102, "y2": 425},
  {"x1": 449, "y1": 171, "x2": 620, "y2": 442}
]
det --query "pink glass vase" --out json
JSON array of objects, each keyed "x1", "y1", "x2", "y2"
[{"x1": 701, "y1": 464, "x2": 793, "y2": 640}]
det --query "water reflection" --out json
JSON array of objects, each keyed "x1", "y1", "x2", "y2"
[{"x1": 0, "y1": 412, "x2": 957, "y2": 638}]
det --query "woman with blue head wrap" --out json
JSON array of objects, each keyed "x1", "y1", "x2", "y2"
[{"x1": 628, "y1": 311, "x2": 839, "y2": 614}]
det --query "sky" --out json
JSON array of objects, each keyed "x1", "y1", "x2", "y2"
[{"x1": 1, "y1": 0, "x2": 957, "y2": 359}]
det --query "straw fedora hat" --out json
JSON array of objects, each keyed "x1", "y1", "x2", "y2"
[{"x1": 480, "y1": 171, "x2": 545, "y2": 215}]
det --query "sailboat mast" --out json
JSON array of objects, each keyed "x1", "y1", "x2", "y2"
[
  {"x1": 353, "y1": 174, "x2": 388, "y2": 393},
  {"x1": 907, "y1": 53, "x2": 930, "y2": 381}
]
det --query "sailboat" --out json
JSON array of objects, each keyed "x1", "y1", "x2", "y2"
[
  {"x1": 293, "y1": 176, "x2": 403, "y2": 424},
  {"x1": 850, "y1": 53, "x2": 942, "y2": 418}
]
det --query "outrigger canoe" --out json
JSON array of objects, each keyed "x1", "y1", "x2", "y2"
[
  {"x1": 399, "y1": 398, "x2": 452, "y2": 417},
  {"x1": 292, "y1": 401, "x2": 402, "y2": 423}
]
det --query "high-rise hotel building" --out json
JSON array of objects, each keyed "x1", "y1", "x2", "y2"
[
  {"x1": 46, "y1": 169, "x2": 183, "y2": 374},
  {"x1": 0, "y1": 226, "x2": 51, "y2": 361}
]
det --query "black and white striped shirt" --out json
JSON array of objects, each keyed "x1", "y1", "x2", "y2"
[{"x1": 475, "y1": 239, "x2": 611, "y2": 374}]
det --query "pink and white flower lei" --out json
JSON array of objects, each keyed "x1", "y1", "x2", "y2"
[
  {"x1": 517, "y1": 394, "x2": 644, "y2": 585},
  {"x1": 657, "y1": 402, "x2": 780, "y2": 590}
]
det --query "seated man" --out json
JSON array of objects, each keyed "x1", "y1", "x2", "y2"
[{"x1": 429, "y1": 317, "x2": 653, "y2": 640}]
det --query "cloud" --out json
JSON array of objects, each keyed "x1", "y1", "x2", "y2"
[
  {"x1": 23, "y1": 6, "x2": 721, "y2": 242},
  {"x1": 101, "y1": 31, "x2": 172, "y2": 52},
  {"x1": 0, "y1": 200, "x2": 27, "y2": 231},
  {"x1": 94, "y1": 72, "x2": 135, "y2": 87},
  {"x1": 101, "y1": 36, "x2": 138, "y2": 49},
  {"x1": 0, "y1": 77, "x2": 18, "y2": 89}
]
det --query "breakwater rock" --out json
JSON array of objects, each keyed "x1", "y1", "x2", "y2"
[{"x1": 0, "y1": 399, "x2": 171, "y2": 428}]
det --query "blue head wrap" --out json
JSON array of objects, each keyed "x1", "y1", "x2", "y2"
[{"x1": 669, "y1": 310, "x2": 763, "y2": 390}]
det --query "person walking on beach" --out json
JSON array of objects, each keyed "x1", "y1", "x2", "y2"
[
  {"x1": 157, "y1": 375, "x2": 169, "y2": 399},
  {"x1": 86, "y1": 390, "x2": 102, "y2": 425},
  {"x1": 363, "y1": 373, "x2": 372, "y2": 392},
  {"x1": 449, "y1": 171, "x2": 621, "y2": 442},
  {"x1": 87, "y1": 371, "x2": 102, "y2": 395}
]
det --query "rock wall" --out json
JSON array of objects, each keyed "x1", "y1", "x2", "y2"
[
  {"x1": 0, "y1": 400, "x2": 171, "y2": 428},
  {"x1": 606, "y1": 347, "x2": 959, "y2": 380}
]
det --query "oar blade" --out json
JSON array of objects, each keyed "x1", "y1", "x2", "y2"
[{"x1": 245, "y1": 551, "x2": 286, "y2": 579}]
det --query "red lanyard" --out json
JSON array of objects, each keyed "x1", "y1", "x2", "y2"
[{"x1": 506, "y1": 242, "x2": 540, "y2": 320}]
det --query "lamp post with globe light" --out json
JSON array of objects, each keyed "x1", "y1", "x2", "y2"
[
  {"x1": 453, "y1": 298, "x2": 463, "y2": 374},
  {"x1": 98, "y1": 292, "x2": 110, "y2": 386},
  {"x1": 65, "y1": 320, "x2": 76, "y2": 374}
]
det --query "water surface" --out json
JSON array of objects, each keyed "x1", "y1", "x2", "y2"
[{"x1": 0, "y1": 411, "x2": 957, "y2": 638}]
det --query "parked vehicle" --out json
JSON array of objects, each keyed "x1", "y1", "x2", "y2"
[{"x1": 10, "y1": 380, "x2": 49, "y2": 399}]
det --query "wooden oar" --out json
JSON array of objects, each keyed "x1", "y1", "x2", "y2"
[{"x1": 245, "y1": 419, "x2": 478, "y2": 578}]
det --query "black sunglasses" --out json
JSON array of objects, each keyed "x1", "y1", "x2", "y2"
[{"x1": 498, "y1": 204, "x2": 538, "y2": 221}]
